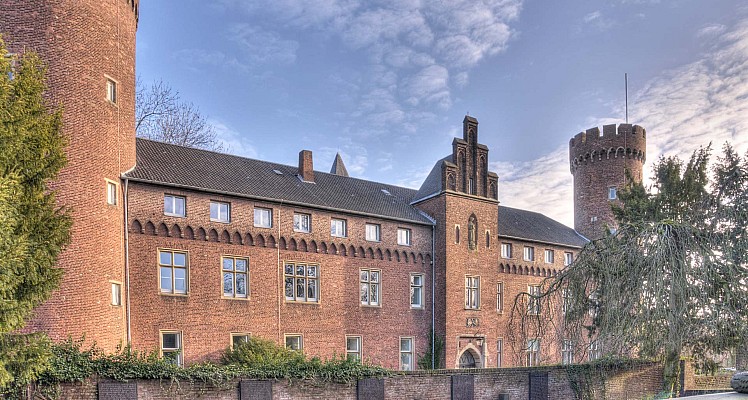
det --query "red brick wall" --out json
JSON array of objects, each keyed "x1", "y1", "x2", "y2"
[
  {"x1": 569, "y1": 124, "x2": 646, "y2": 240},
  {"x1": 0, "y1": 0, "x2": 138, "y2": 352},
  {"x1": 126, "y1": 182, "x2": 433, "y2": 367}
]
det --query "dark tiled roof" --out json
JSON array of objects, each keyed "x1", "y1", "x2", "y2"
[
  {"x1": 498, "y1": 206, "x2": 587, "y2": 248},
  {"x1": 412, "y1": 155, "x2": 451, "y2": 203},
  {"x1": 126, "y1": 139, "x2": 433, "y2": 225}
]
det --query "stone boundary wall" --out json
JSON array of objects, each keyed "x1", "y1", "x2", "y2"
[{"x1": 42, "y1": 363, "x2": 663, "y2": 400}]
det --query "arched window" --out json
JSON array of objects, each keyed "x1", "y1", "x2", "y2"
[
  {"x1": 485, "y1": 231, "x2": 490, "y2": 248},
  {"x1": 468, "y1": 215, "x2": 477, "y2": 251},
  {"x1": 455, "y1": 225, "x2": 460, "y2": 244}
]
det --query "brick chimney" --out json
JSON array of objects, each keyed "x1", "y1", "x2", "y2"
[{"x1": 298, "y1": 150, "x2": 315, "y2": 182}]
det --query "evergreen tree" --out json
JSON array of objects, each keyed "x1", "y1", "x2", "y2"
[
  {"x1": 512, "y1": 144, "x2": 748, "y2": 395},
  {"x1": 0, "y1": 37, "x2": 71, "y2": 391}
]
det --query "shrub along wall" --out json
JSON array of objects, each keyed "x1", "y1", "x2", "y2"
[{"x1": 38, "y1": 361, "x2": 663, "y2": 400}]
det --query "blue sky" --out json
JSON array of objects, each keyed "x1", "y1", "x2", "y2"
[{"x1": 136, "y1": 0, "x2": 748, "y2": 227}]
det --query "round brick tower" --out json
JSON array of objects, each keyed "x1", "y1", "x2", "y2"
[
  {"x1": 569, "y1": 124, "x2": 646, "y2": 240},
  {"x1": 0, "y1": 0, "x2": 138, "y2": 351}
]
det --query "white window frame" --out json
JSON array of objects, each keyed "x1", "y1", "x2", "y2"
[
  {"x1": 110, "y1": 281, "x2": 122, "y2": 306},
  {"x1": 564, "y1": 252, "x2": 573, "y2": 267},
  {"x1": 526, "y1": 338, "x2": 540, "y2": 367},
  {"x1": 293, "y1": 212, "x2": 311, "y2": 233},
  {"x1": 283, "y1": 262, "x2": 319, "y2": 303},
  {"x1": 105, "y1": 77, "x2": 117, "y2": 104},
  {"x1": 164, "y1": 194, "x2": 186, "y2": 217},
  {"x1": 400, "y1": 337, "x2": 414, "y2": 371},
  {"x1": 285, "y1": 334, "x2": 303, "y2": 351},
  {"x1": 346, "y1": 335, "x2": 362, "y2": 361},
  {"x1": 159, "y1": 249, "x2": 188, "y2": 295},
  {"x1": 465, "y1": 275, "x2": 480, "y2": 310},
  {"x1": 497, "y1": 338, "x2": 504, "y2": 367},
  {"x1": 544, "y1": 249, "x2": 554, "y2": 264},
  {"x1": 360, "y1": 268, "x2": 381, "y2": 307},
  {"x1": 523, "y1": 246, "x2": 534, "y2": 261},
  {"x1": 253, "y1": 207, "x2": 272, "y2": 228},
  {"x1": 589, "y1": 341, "x2": 601, "y2": 361},
  {"x1": 562, "y1": 340, "x2": 574, "y2": 365},
  {"x1": 501, "y1": 243, "x2": 512, "y2": 259},
  {"x1": 365, "y1": 223, "x2": 381, "y2": 242},
  {"x1": 210, "y1": 201, "x2": 230, "y2": 223},
  {"x1": 231, "y1": 333, "x2": 250, "y2": 349},
  {"x1": 160, "y1": 330, "x2": 183, "y2": 366},
  {"x1": 528, "y1": 285, "x2": 541, "y2": 315},
  {"x1": 397, "y1": 228, "x2": 411, "y2": 246},
  {"x1": 222, "y1": 256, "x2": 249, "y2": 299},
  {"x1": 330, "y1": 218, "x2": 347, "y2": 237},
  {"x1": 608, "y1": 186, "x2": 617, "y2": 200},
  {"x1": 496, "y1": 282, "x2": 504, "y2": 313},
  {"x1": 562, "y1": 288, "x2": 571, "y2": 316},
  {"x1": 106, "y1": 180, "x2": 117, "y2": 205},
  {"x1": 410, "y1": 273, "x2": 424, "y2": 309}
]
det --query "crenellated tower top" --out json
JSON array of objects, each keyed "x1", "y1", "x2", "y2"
[{"x1": 569, "y1": 123, "x2": 647, "y2": 240}]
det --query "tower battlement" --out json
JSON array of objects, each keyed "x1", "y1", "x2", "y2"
[
  {"x1": 569, "y1": 123, "x2": 646, "y2": 174},
  {"x1": 127, "y1": 0, "x2": 140, "y2": 22}
]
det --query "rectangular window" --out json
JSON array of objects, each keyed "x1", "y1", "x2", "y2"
[
  {"x1": 526, "y1": 338, "x2": 540, "y2": 367},
  {"x1": 293, "y1": 213, "x2": 311, "y2": 233},
  {"x1": 285, "y1": 334, "x2": 303, "y2": 351},
  {"x1": 159, "y1": 250, "x2": 188, "y2": 294},
  {"x1": 400, "y1": 337, "x2": 414, "y2": 371},
  {"x1": 564, "y1": 252, "x2": 573, "y2": 266},
  {"x1": 346, "y1": 336, "x2": 362, "y2": 361},
  {"x1": 528, "y1": 285, "x2": 541, "y2": 315},
  {"x1": 106, "y1": 181, "x2": 117, "y2": 205},
  {"x1": 106, "y1": 78, "x2": 117, "y2": 103},
  {"x1": 330, "y1": 218, "x2": 347, "y2": 237},
  {"x1": 496, "y1": 282, "x2": 504, "y2": 313},
  {"x1": 544, "y1": 249, "x2": 554, "y2": 264},
  {"x1": 562, "y1": 340, "x2": 574, "y2": 365},
  {"x1": 284, "y1": 262, "x2": 319, "y2": 303},
  {"x1": 161, "y1": 331, "x2": 182, "y2": 366},
  {"x1": 210, "y1": 201, "x2": 230, "y2": 223},
  {"x1": 111, "y1": 282, "x2": 121, "y2": 306},
  {"x1": 465, "y1": 275, "x2": 480, "y2": 309},
  {"x1": 562, "y1": 288, "x2": 571, "y2": 315},
  {"x1": 500, "y1": 243, "x2": 512, "y2": 259},
  {"x1": 360, "y1": 269, "x2": 381, "y2": 306},
  {"x1": 497, "y1": 338, "x2": 504, "y2": 367},
  {"x1": 397, "y1": 228, "x2": 411, "y2": 246},
  {"x1": 365, "y1": 223, "x2": 381, "y2": 242},
  {"x1": 589, "y1": 341, "x2": 601, "y2": 361},
  {"x1": 254, "y1": 207, "x2": 272, "y2": 228},
  {"x1": 222, "y1": 256, "x2": 249, "y2": 299},
  {"x1": 410, "y1": 274, "x2": 424, "y2": 309},
  {"x1": 231, "y1": 333, "x2": 250, "y2": 349},
  {"x1": 164, "y1": 195, "x2": 186, "y2": 217},
  {"x1": 523, "y1": 246, "x2": 534, "y2": 261},
  {"x1": 608, "y1": 186, "x2": 617, "y2": 200}
]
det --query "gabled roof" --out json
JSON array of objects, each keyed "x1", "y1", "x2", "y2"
[
  {"x1": 412, "y1": 155, "x2": 452, "y2": 203},
  {"x1": 126, "y1": 139, "x2": 434, "y2": 225},
  {"x1": 498, "y1": 206, "x2": 587, "y2": 248}
]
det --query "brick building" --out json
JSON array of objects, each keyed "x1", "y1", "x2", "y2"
[{"x1": 1, "y1": 0, "x2": 645, "y2": 370}]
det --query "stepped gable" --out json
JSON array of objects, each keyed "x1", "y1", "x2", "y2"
[
  {"x1": 498, "y1": 205, "x2": 588, "y2": 248},
  {"x1": 127, "y1": 139, "x2": 433, "y2": 225},
  {"x1": 330, "y1": 153, "x2": 349, "y2": 177}
]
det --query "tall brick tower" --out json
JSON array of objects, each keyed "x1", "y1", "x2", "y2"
[
  {"x1": 0, "y1": 0, "x2": 138, "y2": 351},
  {"x1": 569, "y1": 124, "x2": 646, "y2": 240}
]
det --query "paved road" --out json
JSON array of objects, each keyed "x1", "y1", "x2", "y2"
[{"x1": 685, "y1": 393, "x2": 748, "y2": 399}]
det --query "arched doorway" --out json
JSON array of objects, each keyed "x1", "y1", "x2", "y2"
[{"x1": 459, "y1": 350, "x2": 477, "y2": 368}]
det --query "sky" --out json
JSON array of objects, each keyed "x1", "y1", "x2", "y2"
[{"x1": 136, "y1": 0, "x2": 748, "y2": 228}]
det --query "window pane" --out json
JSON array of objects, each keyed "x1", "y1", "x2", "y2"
[
  {"x1": 284, "y1": 277, "x2": 294, "y2": 299},
  {"x1": 296, "y1": 278, "x2": 305, "y2": 299},
  {"x1": 360, "y1": 270, "x2": 369, "y2": 282},
  {"x1": 235, "y1": 259, "x2": 247, "y2": 272},
  {"x1": 370, "y1": 271, "x2": 379, "y2": 283},
  {"x1": 307, "y1": 279, "x2": 317, "y2": 301},
  {"x1": 236, "y1": 273, "x2": 247, "y2": 296},
  {"x1": 173, "y1": 252, "x2": 186, "y2": 267},
  {"x1": 164, "y1": 197, "x2": 173, "y2": 214},
  {"x1": 347, "y1": 337, "x2": 360, "y2": 351},
  {"x1": 223, "y1": 272, "x2": 234, "y2": 295},
  {"x1": 412, "y1": 275, "x2": 422, "y2": 286},
  {"x1": 223, "y1": 258, "x2": 234, "y2": 271},
  {"x1": 284, "y1": 264, "x2": 294, "y2": 275},
  {"x1": 175, "y1": 197, "x2": 185, "y2": 216},
  {"x1": 296, "y1": 265, "x2": 305, "y2": 276},
  {"x1": 400, "y1": 338, "x2": 412, "y2": 352},
  {"x1": 210, "y1": 202, "x2": 218, "y2": 219},
  {"x1": 162, "y1": 333, "x2": 178, "y2": 349},
  {"x1": 174, "y1": 268, "x2": 186, "y2": 293},
  {"x1": 307, "y1": 265, "x2": 316, "y2": 277},
  {"x1": 360, "y1": 283, "x2": 369, "y2": 303},
  {"x1": 159, "y1": 251, "x2": 172, "y2": 266},
  {"x1": 370, "y1": 284, "x2": 379, "y2": 305},
  {"x1": 411, "y1": 287, "x2": 421, "y2": 306},
  {"x1": 160, "y1": 267, "x2": 172, "y2": 291}
]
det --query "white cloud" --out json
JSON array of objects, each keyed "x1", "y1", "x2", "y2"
[
  {"x1": 583, "y1": 11, "x2": 602, "y2": 23},
  {"x1": 697, "y1": 23, "x2": 727, "y2": 38},
  {"x1": 210, "y1": 119, "x2": 259, "y2": 159},
  {"x1": 493, "y1": 17, "x2": 748, "y2": 228},
  {"x1": 228, "y1": 24, "x2": 299, "y2": 65}
]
